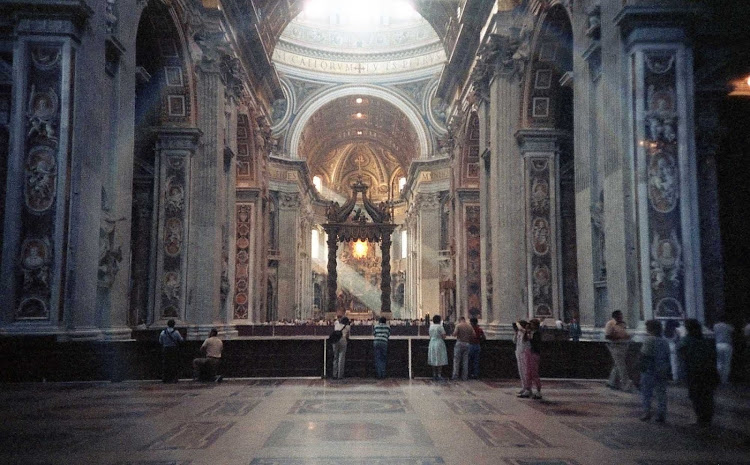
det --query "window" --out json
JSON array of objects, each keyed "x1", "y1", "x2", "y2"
[
  {"x1": 398, "y1": 177, "x2": 406, "y2": 192},
  {"x1": 311, "y1": 229, "x2": 320, "y2": 259},
  {"x1": 313, "y1": 175, "x2": 322, "y2": 192},
  {"x1": 401, "y1": 230, "x2": 407, "y2": 259}
]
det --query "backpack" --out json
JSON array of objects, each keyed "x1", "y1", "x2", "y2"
[{"x1": 328, "y1": 328, "x2": 343, "y2": 344}]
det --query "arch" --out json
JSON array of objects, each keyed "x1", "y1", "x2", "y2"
[
  {"x1": 288, "y1": 85, "x2": 431, "y2": 158},
  {"x1": 459, "y1": 111, "x2": 480, "y2": 185}
]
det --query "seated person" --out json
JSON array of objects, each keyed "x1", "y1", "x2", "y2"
[{"x1": 193, "y1": 328, "x2": 223, "y2": 382}]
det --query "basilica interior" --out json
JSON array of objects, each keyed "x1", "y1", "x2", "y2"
[
  {"x1": 1, "y1": 0, "x2": 750, "y2": 463},
  {"x1": 3, "y1": 0, "x2": 750, "y2": 342}
]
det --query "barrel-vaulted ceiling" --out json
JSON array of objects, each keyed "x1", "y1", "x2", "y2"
[{"x1": 298, "y1": 95, "x2": 416, "y2": 201}]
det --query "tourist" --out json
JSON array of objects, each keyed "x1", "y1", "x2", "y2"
[
  {"x1": 514, "y1": 320, "x2": 530, "y2": 394},
  {"x1": 158, "y1": 319, "x2": 183, "y2": 383},
  {"x1": 373, "y1": 316, "x2": 391, "y2": 379},
  {"x1": 664, "y1": 319, "x2": 682, "y2": 382},
  {"x1": 521, "y1": 319, "x2": 543, "y2": 399},
  {"x1": 428, "y1": 315, "x2": 448, "y2": 380},
  {"x1": 679, "y1": 319, "x2": 720, "y2": 426},
  {"x1": 451, "y1": 316, "x2": 473, "y2": 380},
  {"x1": 569, "y1": 317, "x2": 582, "y2": 342},
  {"x1": 331, "y1": 316, "x2": 350, "y2": 380},
  {"x1": 468, "y1": 317, "x2": 486, "y2": 379},
  {"x1": 192, "y1": 328, "x2": 223, "y2": 382},
  {"x1": 713, "y1": 317, "x2": 734, "y2": 384},
  {"x1": 604, "y1": 310, "x2": 634, "y2": 391},
  {"x1": 639, "y1": 320, "x2": 670, "y2": 422}
]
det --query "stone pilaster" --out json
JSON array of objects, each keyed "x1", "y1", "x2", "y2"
[
  {"x1": 489, "y1": 37, "x2": 525, "y2": 325},
  {"x1": 415, "y1": 192, "x2": 442, "y2": 319},
  {"x1": 0, "y1": 2, "x2": 94, "y2": 336},
  {"x1": 616, "y1": 7, "x2": 703, "y2": 323},
  {"x1": 276, "y1": 191, "x2": 301, "y2": 320},
  {"x1": 153, "y1": 128, "x2": 201, "y2": 325},
  {"x1": 517, "y1": 130, "x2": 571, "y2": 320}
]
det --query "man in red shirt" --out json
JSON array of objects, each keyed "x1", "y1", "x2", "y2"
[{"x1": 469, "y1": 317, "x2": 486, "y2": 379}]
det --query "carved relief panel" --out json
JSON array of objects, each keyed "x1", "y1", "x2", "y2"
[
  {"x1": 635, "y1": 48, "x2": 687, "y2": 320},
  {"x1": 526, "y1": 157, "x2": 556, "y2": 318},
  {"x1": 234, "y1": 203, "x2": 252, "y2": 320},
  {"x1": 15, "y1": 43, "x2": 67, "y2": 320}
]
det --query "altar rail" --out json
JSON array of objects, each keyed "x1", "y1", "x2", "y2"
[{"x1": 0, "y1": 335, "x2": 635, "y2": 383}]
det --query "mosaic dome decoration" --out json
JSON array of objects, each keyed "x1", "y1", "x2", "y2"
[{"x1": 273, "y1": 0, "x2": 445, "y2": 76}]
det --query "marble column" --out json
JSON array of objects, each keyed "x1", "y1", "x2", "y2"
[
  {"x1": 153, "y1": 128, "x2": 201, "y2": 325},
  {"x1": 0, "y1": 2, "x2": 94, "y2": 335},
  {"x1": 617, "y1": 9, "x2": 703, "y2": 322}
]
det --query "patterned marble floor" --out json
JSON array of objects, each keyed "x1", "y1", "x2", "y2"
[{"x1": 1, "y1": 378, "x2": 749, "y2": 465}]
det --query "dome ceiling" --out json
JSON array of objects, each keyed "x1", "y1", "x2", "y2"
[{"x1": 298, "y1": 95, "x2": 417, "y2": 201}]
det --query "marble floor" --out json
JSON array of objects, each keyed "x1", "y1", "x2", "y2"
[{"x1": 1, "y1": 377, "x2": 749, "y2": 465}]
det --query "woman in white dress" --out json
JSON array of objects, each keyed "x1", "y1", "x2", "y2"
[{"x1": 428, "y1": 315, "x2": 448, "y2": 380}]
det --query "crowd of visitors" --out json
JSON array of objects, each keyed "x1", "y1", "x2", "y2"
[{"x1": 159, "y1": 311, "x2": 747, "y2": 428}]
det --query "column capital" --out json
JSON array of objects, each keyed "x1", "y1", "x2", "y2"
[
  {"x1": 515, "y1": 129, "x2": 571, "y2": 155},
  {"x1": 153, "y1": 127, "x2": 202, "y2": 153},
  {"x1": 614, "y1": 5, "x2": 700, "y2": 47},
  {"x1": 4, "y1": 0, "x2": 93, "y2": 40}
]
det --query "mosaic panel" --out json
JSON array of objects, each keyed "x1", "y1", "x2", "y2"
[
  {"x1": 288, "y1": 399, "x2": 411, "y2": 415},
  {"x1": 465, "y1": 420, "x2": 552, "y2": 448},
  {"x1": 197, "y1": 400, "x2": 261, "y2": 417},
  {"x1": 264, "y1": 420, "x2": 432, "y2": 447},
  {"x1": 561, "y1": 421, "x2": 736, "y2": 451},
  {"x1": 250, "y1": 459, "x2": 445, "y2": 465},
  {"x1": 443, "y1": 399, "x2": 502, "y2": 415},
  {"x1": 142, "y1": 421, "x2": 234, "y2": 450}
]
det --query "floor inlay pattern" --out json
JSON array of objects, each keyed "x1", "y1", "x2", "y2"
[
  {"x1": 464, "y1": 420, "x2": 553, "y2": 448},
  {"x1": 249, "y1": 459, "x2": 445, "y2": 465},
  {"x1": 264, "y1": 420, "x2": 433, "y2": 447},
  {"x1": 197, "y1": 399, "x2": 261, "y2": 416},
  {"x1": 142, "y1": 421, "x2": 235, "y2": 450},
  {"x1": 443, "y1": 399, "x2": 502, "y2": 415},
  {"x1": 288, "y1": 399, "x2": 412, "y2": 414},
  {"x1": 0, "y1": 379, "x2": 748, "y2": 465}
]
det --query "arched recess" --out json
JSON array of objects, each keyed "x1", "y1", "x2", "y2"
[
  {"x1": 129, "y1": 0, "x2": 194, "y2": 327},
  {"x1": 522, "y1": 4, "x2": 578, "y2": 322},
  {"x1": 288, "y1": 85, "x2": 431, "y2": 159}
]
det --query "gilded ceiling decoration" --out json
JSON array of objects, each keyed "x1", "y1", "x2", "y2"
[{"x1": 299, "y1": 95, "x2": 415, "y2": 201}]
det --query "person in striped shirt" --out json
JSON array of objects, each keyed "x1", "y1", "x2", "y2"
[{"x1": 373, "y1": 316, "x2": 391, "y2": 379}]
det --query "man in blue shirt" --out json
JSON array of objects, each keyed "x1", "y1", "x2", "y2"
[
  {"x1": 159, "y1": 319, "x2": 184, "y2": 383},
  {"x1": 373, "y1": 316, "x2": 391, "y2": 379}
]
